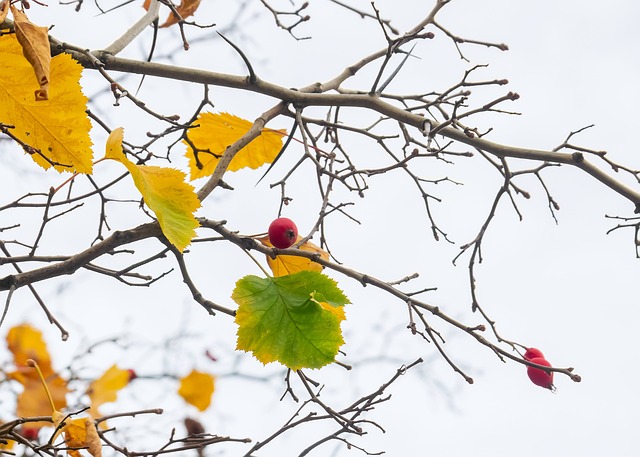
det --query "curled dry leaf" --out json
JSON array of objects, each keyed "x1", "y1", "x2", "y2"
[
  {"x1": 160, "y1": 0, "x2": 202, "y2": 28},
  {"x1": 10, "y1": 5, "x2": 50, "y2": 100},
  {"x1": 58, "y1": 417, "x2": 103, "y2": 457},
  {"x1": 184, "y1": 417, "x2": 205, "y2": 436},
  {"x1": 0, "y1": 1, "x2": 9, "y2": 23}
]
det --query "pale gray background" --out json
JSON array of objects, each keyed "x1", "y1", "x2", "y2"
[{"x1": 1, "y1": 1, "x2": 639, "y2": 456}]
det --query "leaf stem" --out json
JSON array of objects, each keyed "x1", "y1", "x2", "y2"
[
  {"x1": 243, "y1": 249, "x2": 271, "y2": 277},
  {"x1": 26, "y1": 358, "x2": 56, "y2": 413}
]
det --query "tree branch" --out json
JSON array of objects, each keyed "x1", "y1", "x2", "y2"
[
  {"x1": 0, "y1": 223, "x2": 161, "y2": 291},
  {"x1": 45, "y1": 49, "x2": 640, "y2": 212}
]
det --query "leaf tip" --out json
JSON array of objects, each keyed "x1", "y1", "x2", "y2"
[{"x1": 105, "y1": 127, "x2": 124, "y2": 160}]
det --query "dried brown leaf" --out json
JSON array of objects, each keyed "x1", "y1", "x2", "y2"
[
  {"x1": 10, "y1": 5, "x2": 50, "y2": 100},
  {"x1": 160, "y1": 0, "x2": 201, "y2": 28},
  {"x1": 0, "y1": 1, "x2": 9, "y2": 23}
]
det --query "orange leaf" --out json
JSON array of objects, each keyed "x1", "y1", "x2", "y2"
[
  {"x1": 7, "y1": 324, "x2": 51, "y2": 367},
  {"x1": 142, "y1": 0, "x2": 151, "y2": 10},
  {"x1": 10, "y1": 5, "x2": 50, "y2": 101},
  {"x1": 160, "y1": 0, "x2": 201, "y2": 28},
  {"x1": 178, "y1": 370, "x2": 215, "y2": 412},
  {"x1": 184, "y1": 112, "x2": 285, "y2": 180},
  {"x1": 87, "y1": 365, "x2": 131, "y2": 420},
  {"x1": 259, "y1": 236, "x2": 329, "y2": 277},
  {"x1": 13, "y1": 370, "x2": 68, "y2": 423},
  {"x1": 6, "y1": 325, "x2": 68, "y2": 428}
]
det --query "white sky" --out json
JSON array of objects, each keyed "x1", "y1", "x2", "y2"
[{"x1": 2, "y1": 1, "x2": 640, "y2": 456}]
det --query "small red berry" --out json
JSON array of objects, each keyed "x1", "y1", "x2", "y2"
[
  {"x1": 127, "y1": 369, "x2": 138, "y2": 381},
  {"x1": 527, "y1": 357, "x2": 555, "y2": 390},
  {"x1": 524, "y1": 347, "x2": 545, "y2": 361},
  {"x1": 20, "y1": 426, "x2": 39, "y2": 440},
  {"x1": 268, "y1": 217, "x2": 298, "y2": 249}
]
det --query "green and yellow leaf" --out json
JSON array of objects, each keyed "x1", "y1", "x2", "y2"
[
  {"x1": 184, "y1": 112, "x2": 285, "y2": 180},
  {"x1": 105, "y1": 128, "x2": 201, "y2": 252},
  {"x1": 233, "y1": 271, "x2": 349, "y2": 370},
  {"x1": 0, "y1": 33, "x2": 93, "y2": 173}
]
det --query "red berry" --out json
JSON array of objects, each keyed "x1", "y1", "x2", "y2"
[
  {"x1": 268, "y1": 217, "x2": 298, "y2": 249},
  {"x1": 127, "y1": 369, "x2": 138, "y2": 381},
  {"x1": 20, "y1": 426, "x2": 39, "y2": 440},
  {"x1": 524, "y1": 347, "x2": 545, "y2": 361},
  {"x1": 527, "y1": 357, "x2": 554, "y2": 390}
]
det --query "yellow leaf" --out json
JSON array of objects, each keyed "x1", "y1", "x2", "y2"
[
  {"x1": 315, "y1": 295, "x2": 347, "y2": 322},
  {"x1": 259, "y1": 236, "x2": 329, "y2": 277},
  {"x1": 104, "y1": 127, "x2": 125, "y2": 161},
  {"x1": 87, "y1": 365, "x2": 131, "y2": 420},
  {"x1": 185, "y1": 112, "x2": 285, "y2": 180},
  {"x1": 160, "y1": 0, "x2": 201, "y2": 28},
  {"x1": 0, "y1": 439, "x2": 15, "y2": 452},
  {"x1": 51, "y1": 409, "x2": 65, "y2": 442},
  {"x1": 10, "y1": 5, "x2": 50, "y2": 101},
  {"x1": 60, "y1": 417, "x2": 102, "y2": 457},
  {"x1": 51, "y1": 410, "x2": 64, "y2": 428},
  {"x1": 178, "y1": 370, "x2": 215, "y2": 412},
  {"x1": 52, "y1": 410, "x2": 64, "y2": 428},
  {"x1": 0, "y1": 34, "x2": 93, "y2": 173},
  {"x1": 0, "y1": 420, "x2": 15, "y2": 451},
  {"x1": 105, "y1": 128, "x2": 201, "y2": 252}
]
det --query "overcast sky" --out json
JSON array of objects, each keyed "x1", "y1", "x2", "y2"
[{"x1": 2, "y1": 1, "x2": 640, "y2": 456}]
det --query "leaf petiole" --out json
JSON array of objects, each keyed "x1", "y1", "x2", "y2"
[{"x1": 26, "y1": 358, "x2": 56, "y2": 413}]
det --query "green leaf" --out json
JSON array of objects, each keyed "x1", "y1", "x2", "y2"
[{"x1": 232, "y1": 270, "x2": 349, "y2": 370}]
